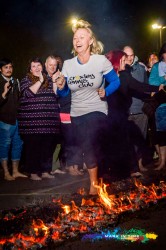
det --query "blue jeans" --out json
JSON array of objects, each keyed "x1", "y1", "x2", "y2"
[{"x1": 0, "y1": 120, "x2": 23, "y2": 162}]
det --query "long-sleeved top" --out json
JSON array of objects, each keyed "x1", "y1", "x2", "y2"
[
  {"x1": 0, "y1": 74, "x2": 20, "y2": 125},
  {"x1": 149, "y1": 62, "x2": 166, "y2": 85},
  {"x1": 149, "y1": 62, "x2": 166, "y2": 131},
  {"x1": 149, "y1": 62, "x2": 166, "y2": 108},
  {"x1": 18, "y1": 75, "x2": 60, "y2": 134},
  {"x1": 107, "y1": 68, "x2": 159, "y2": 117},
  {"x1": 129, "y1": 56, "x2": 148, "y2": 114}
]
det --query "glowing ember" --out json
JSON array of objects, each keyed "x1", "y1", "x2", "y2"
[{"x1": 0, "y1": 180, "x2": 166, "y2": 249}]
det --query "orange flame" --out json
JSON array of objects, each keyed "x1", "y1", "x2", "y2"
[{"x1": 1, "y1": 180, "x2": 166, "y2": 249}]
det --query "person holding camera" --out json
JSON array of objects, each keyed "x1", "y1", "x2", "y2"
[{"x1": 0, "y1": 58, "x2": 27, "y2": 180}]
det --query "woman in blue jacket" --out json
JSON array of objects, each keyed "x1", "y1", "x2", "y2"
[{"x1": 149, "y1": 43, "x2": 166, "y2": 170}]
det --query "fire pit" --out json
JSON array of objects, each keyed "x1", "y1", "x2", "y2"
[{"x1": 0, "y1": 178, "x2": 166, "y2": 249}]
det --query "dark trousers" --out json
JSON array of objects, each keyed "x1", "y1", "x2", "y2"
[
  {"x1": 70, "y1": 112, "x2": 107, "y2": 169},
  {"x1": 21, "y1": 134, "x2": 59, "y2": 174},
  {"x1": 128, "y1": 120, "x2": 152, "y2": 166},
  {"x1": 103, "y1": 113, "x2": 131, "y2": 181}
]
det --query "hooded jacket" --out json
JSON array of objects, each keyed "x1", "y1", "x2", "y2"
[{"x1": 129, "y1": 56, "x2": 148, "y2": 114}]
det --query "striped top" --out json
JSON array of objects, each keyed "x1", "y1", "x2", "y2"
[{"x1": 18, "y1": 75, "x2": 60, "y2": 134}]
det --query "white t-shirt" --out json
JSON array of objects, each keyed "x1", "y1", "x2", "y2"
[{"x1": 62, "y1": 54, "x2": 113, "y2": 117}]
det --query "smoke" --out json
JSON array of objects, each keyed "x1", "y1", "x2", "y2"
[
  {"x1": 37, "y1": 0, "x2": 131, "y2": 59},
  {"x1": 1, "y1": 0, "x2": 165, "y2": 77}
]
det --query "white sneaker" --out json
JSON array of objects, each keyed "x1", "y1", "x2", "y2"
[
  {"x1": 51, "y1": 169, "x2": 66, "y2": 174},
  {"x1": 30, "y1": 174, "x2": 42, "y2": 181},
  {"x1": 41, "y1": 172, "x2": 55, "y2": 179}
]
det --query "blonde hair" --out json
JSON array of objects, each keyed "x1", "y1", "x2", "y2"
[{"x1": 71, "y1": 19, "x2": 104, "y2": 56}]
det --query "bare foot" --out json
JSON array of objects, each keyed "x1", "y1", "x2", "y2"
[
  {"x1": 68, "y1": 166, "x2": 84, "y2": 176},
  {"x1": 4, "y1": 174, "x2": 15, "y2": 181},
  {"x1": 89, "y1": 184, "x2": 98, "y2": 195},
  {"x1": 13, "y1": 172, "x2": 28, "y2": 178},
  {"x1": 138, "y1": 159, "x2": 148, "y2": 172},
  {"x1": 154, "y1": 159, "x2": 161, "y2": 166},
  {"x1": 139, "y1": 165, "x2": 148, "y2": 172},
  {"x1": 154, "y1": 164, "x2": 165, "y2": 170}
]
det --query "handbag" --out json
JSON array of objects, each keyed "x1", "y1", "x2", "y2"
[{"x1": 142, "y1": 87, "x2": 166, "y2": 117}]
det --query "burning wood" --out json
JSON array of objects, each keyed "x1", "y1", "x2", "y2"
[{"x1": 0, "y1": 179, "x2": 166, "y2": 249}]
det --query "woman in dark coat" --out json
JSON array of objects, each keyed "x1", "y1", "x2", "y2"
[{"x1": 104, "y1": 50, "x2": 162, "y2": 181}]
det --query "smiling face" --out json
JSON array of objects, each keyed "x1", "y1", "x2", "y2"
[
  {"x1": 30, "y1": 62, "x2": 43, "y2": 77},
  {"x1": 45, "y1": 58, "x2": 58, "y2": 77},
  {"x1": 123, "y1": 47, "x2": 134, "y2": 66},
  {"x1": 73, "y1": 28, "x2": 93, "y2": 56},
  {"x1": 149, "y1": 54, "x2": 158, "y2": 67}
]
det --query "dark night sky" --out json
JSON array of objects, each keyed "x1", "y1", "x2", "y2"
[{"x1": 0, "y1": 0, "x2": 166, "y2": 78}]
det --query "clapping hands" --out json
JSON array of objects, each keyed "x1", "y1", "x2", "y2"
[
  {"x1": 39, "y1": 72, "x2": 44, "y2": 83},
  {"x1": 52, "y1": 70, "x2": 65, "y2": 90}
]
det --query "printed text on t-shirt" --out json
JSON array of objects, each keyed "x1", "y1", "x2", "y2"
[{"x1": 68, "y1": 74, "x2": 95, "y2": 88}]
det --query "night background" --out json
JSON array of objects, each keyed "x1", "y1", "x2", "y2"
[{"x1": 0, "y1": 0, "x2": 166, "y2": 79}]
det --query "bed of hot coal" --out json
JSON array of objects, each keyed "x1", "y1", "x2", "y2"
[{"x1": 0, "y1": 178, "x2": 166, "y2": 250}]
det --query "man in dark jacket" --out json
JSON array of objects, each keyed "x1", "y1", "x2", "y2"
[
  {"x1": 123, "y1": 46, "x2": 148, "y2": 137},
  {"x1": 0, "y1": 58, "x2": 27, "y2": 180},
  {"x1": 123, "y1": 46, "x2": 149, "y2": 174}
]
